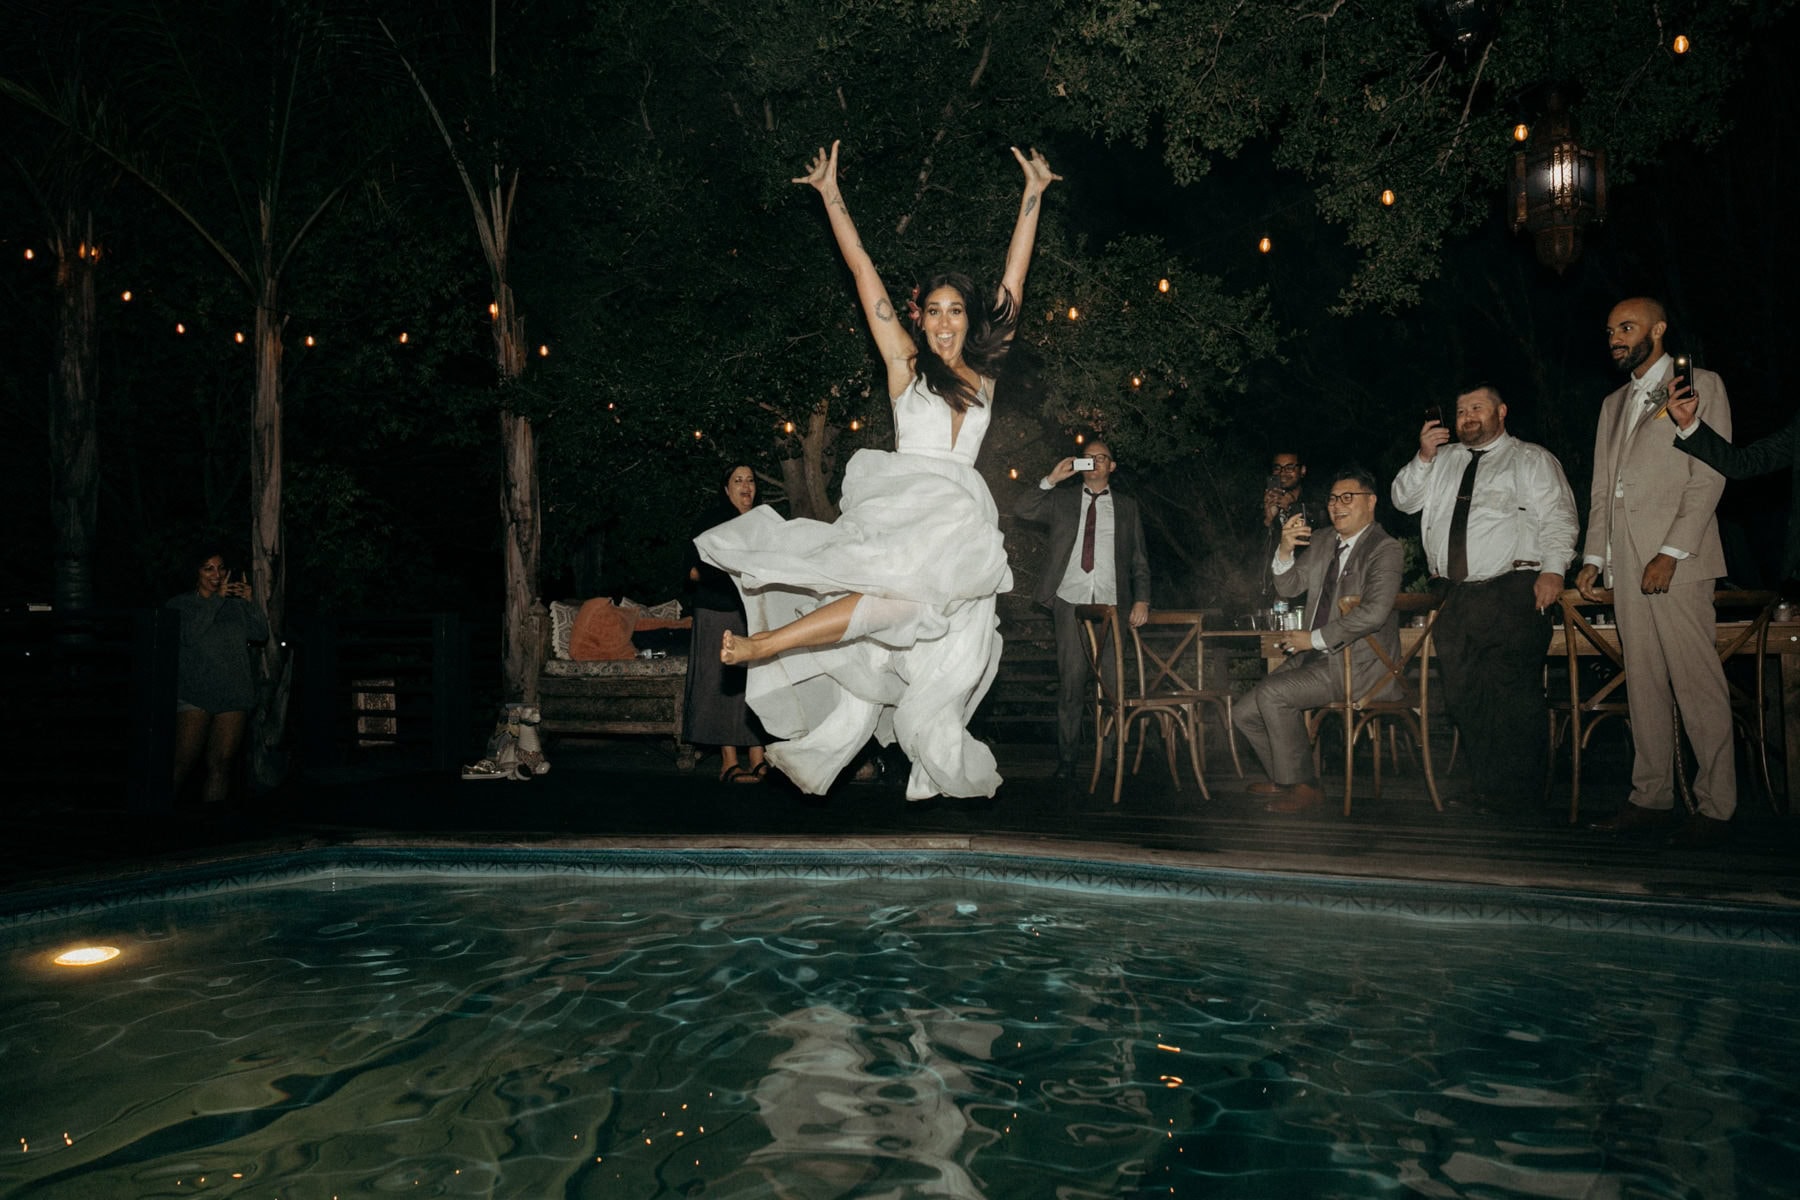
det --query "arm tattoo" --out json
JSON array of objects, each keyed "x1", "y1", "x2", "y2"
[
  {"x1": 1023, "y1": 195, "x2": 1039, "y2": 217},
  {"x1": 874, "y1": 299, "x2": 894, "y2": 323}
]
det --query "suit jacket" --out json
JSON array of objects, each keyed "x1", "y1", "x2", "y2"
[
  {"x1": 1583, "y1": 365, "x2": 1730, "y2": 583},
  {"x1": 1274, "y1": 523, "x2": 1402, "y2": 691},
  {"x1": 1015, "y1": 483, "x2": 1152, "y2": 614},
  {"x1": 1674, "y1": 409, "x2": 1800, "y2": 581}
]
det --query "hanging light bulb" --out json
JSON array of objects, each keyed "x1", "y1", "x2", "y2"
[
  {"x1": 538, "y1": 344, "x2": 549, "y2": 357},
  {"x1": 22, "y1": 248, "x2": 34, "y2": 260},
  {"x1": 1008, "y1": 468, "x2": 1019, "y2": 480},
  {"x1": 693, "y1": 429, "x2": 703, "y2": 440},
  {"x1": 1157, "y1": 278, "x2": 1170, "y2": 293},
  {"x1": 175, "y1": 322, "x2": 186, "y2": 335},
  {"x1": 234, "y1": 331, "x2": 245, "y2": 344},
  {"x1": 1672, "y1": 34, "x2": 1690, "y2": 54},
  {"x1": 1067, "y1": 306, "x2": 1080, "y2": 321},
  {"x1": 1258, "y1": 236, "x2": 1272, "y2": 253},
  {"x1": 849, "y1": 418, "x2": 862, "y2": 432},
  {"x1": 1074, "y1": 433, "x2": 1086, "y2": 445},
  {"x1": 1513, "y1": 122, "x2": 1530, "y2": 142},
  {"x1": 488, "y1": 302, "x2": 499, "y2": 318},
  {"x1": 783, "y1": 420, "x2": 795, "y2": 434},
  {"x1": 120, "y1": 290, "x2": 132, "y2": 301},
  {"x1": 398, "y1": 331, "x2": 409, "y2": 344},
  {"x1": 304, "y1": 335, "x2": 316, "y2": 347},
  {"x1": 1130, "y1": 375, "x2": 1142, "y2": 389},
  {"x1": 1380, "y1": 189, "x2": 1396, "y2": 206}
]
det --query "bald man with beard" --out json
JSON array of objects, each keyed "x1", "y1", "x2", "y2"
[{"x1": 1577, "y1": 297, "x2": 1735, "y2": 848}]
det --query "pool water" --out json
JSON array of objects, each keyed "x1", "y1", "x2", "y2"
[{"x1": 3, "y1": 870, "x2": 1798, "y2": 1198}]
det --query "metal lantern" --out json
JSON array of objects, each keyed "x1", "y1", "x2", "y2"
[
  {"x1": 1417, "y1": 0, "x2": 1502, "y2": 67},
  {"x1": 1510, "y1": 88, "x2": 1607, "y2": 273}
]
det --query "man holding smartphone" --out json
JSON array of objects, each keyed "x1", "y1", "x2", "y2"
[
  {"x1": 1260, "y1": 450, "x2": 1311, "y2": 599},
  {"x1": 1015, "y1": 443, "x2": 1152, "y2": 783},
  {"x1": 1578, "y1": 297, "x2": 1735, "y2": 847},
  {"x1": 1391, "y1": 384, "x2": 1578, "y2": 822}
]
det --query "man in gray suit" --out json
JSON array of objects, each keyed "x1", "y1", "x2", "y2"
[
  {"x1": 1577, "y1": 296, "x2": 1735, "y2": 847},
  {"x1": 1234, "y1": 465, "x2": 1403, "y2": 814},
  {"x1": 1015, "y1": 441, "x2": 1152, "y2": 780}
]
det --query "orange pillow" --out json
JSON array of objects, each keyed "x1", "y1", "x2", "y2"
[{"x1": 569, "y1": 599, "x2": 637, "y2": 661}]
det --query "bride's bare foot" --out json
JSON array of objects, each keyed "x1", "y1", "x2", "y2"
[{"x1": 721, "y1": 630, "x2": 775, "y2": 665}]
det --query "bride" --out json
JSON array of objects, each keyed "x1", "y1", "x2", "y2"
[{"x1": 696, "y1": 139, "x2": 1058, "y2": 799}]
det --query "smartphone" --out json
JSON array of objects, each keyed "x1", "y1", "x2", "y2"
[
  {"x1": 1072, "y1": 456, "x2": 1095, "y2": 471},
  {"x1": 1423, "y1": 403, "x2": 1443, "y2": 426},
  {"x1": 1673, "y1": 354, "x2": 1693, "y2": 392}
]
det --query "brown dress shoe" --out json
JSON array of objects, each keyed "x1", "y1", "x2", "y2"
[
  {"x1": 1590, "y1": 803, "x2": 1672, "y2": 835},
  {"x1": 1266, "y1": 782, "x2": 1325, "y2": 814},
  {"x1": 1247, "y1": 780, "x2": 1286, "y2": 796},
  {"x1": 1666, "y1": 813, "x2": 1730, "y2": 849}
]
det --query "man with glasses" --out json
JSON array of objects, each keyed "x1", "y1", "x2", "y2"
[
  {"x1": 1234, "y1": 466, "x2": 1401, "y2": 814},
  {"x1": 1391, "y1": 384, "x2": 1577, "y2": 821},
  {"x1": 1016, "y1": 443, "x2": 1152, "y2": 783}
]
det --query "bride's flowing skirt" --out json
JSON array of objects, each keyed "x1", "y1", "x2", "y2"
[{"x1": 695, "y1": 448, "x2": 1012, "y2": 798}]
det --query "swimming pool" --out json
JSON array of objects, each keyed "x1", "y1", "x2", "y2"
[{"x1": 3, "y1": 849, "x2": 1797, "y2": 1197}]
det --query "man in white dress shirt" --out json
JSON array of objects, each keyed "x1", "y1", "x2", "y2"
[
  {"x1": 1577, "y1": 297, "x2": 1735, "y2": 847},
  {"x1": 1015, "y1": 443, "x2": 1152, "y2": 781},
  {"x1": 1391, "y1": 384, "x2": 1578, "y2": 819}
]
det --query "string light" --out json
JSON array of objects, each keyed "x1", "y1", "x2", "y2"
[
  {"x1": 538, "y1": 344, "x2": 549, "y2": 357},
  {"x1": 1066, "y1": 306, "x2": 1080, "y2": 321},
  {"x1": 304, "y1": 335, "x2": 316, "y2": 347},
  {"x1": 175, "y1": 323, "x2": 186, "y2": 335},
  {"x1": 1074, "y1": 433, "x2": 1086, "y2": 445},
  {"x1": 849, "y1": 418, "x2": 861, "y2": 431},
  {"x1": 1157, "y1": 277, "x2": 1170, "y2": 293},
  {"x1": 692, "y1": 429, "x2": 703, "y2": 440},
  {"x1": 1512, "y1": 123, "x2": 1530, "y2": 142},
  {"x1": 1008, "y1": 468, "x2": 1018, "y2": 479},
  {"x1": 120, "y1": 290, "x2": 132, "y2": 301},
  {"x1": 1130, "y1": 375, "x2": 1142, "y2": 388},
  {"x1": 398, "y1": 331, "x2": 409, "y2": 344},
  {"x1": 1672, "y1": 34, "x2": 1690, "y2": 54},
  {"x1": 234, "y1": 331, "x2": 245, "y2": 344},
  {"x1": 488, "y1": 302, "x2": 499, "y2": 318},
  {"x1": 782, "y1": 420, "x2": 795, "y2": 434},
  {"x1": 1258, "y1": 236, "x2": 1272, "y2": 254},
  {"x1": 1380, "y1": 189, "x2": 1396, "y2": 206},
  {"x1": 22, "y1": 248, "x2": 33, "y2": 260}
]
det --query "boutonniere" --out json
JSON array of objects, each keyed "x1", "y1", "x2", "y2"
[{"x1": 1646, "y1": 384, "x2": 1669, "y2": 408}]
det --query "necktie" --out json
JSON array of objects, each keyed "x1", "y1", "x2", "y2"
[
  {"x1": 1310, "y1": 541, "x2": 1345, "y2": 632},
  {"x1": 1080, "y1": 490, "x2": 1104, "y2": 572},
  {"x1": 1445, "y1": 449, "x2": 1485, "y2": 583}
]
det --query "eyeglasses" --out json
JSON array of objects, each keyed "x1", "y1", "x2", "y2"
[
  {"x1": 1088, "y1": 453, "x2": 1113, "y2": 464},
  {"x1": 1326, "y1": 491, "x2": 1374, "y2": 505},
  {"x1": 1269, "y1": 463, "x2": 1301, "y2": 473}
]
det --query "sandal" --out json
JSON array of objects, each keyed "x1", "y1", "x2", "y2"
[
  {"x1": 728, "y1": 764, "x2": 761, "y2": 784},
  {"x1": 748, "y1": 761, "x2": 770, "y2": 782},
  {"x1": 720, "y1": 763, "x2": 748, "y2": 784}
]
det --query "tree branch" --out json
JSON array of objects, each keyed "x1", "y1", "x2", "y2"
[{"x1": 895, "y1": 35, "x2": 992, "y2": 236}]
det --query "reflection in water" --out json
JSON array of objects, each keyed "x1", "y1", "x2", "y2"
[{"x1": 0, "y1": 875, "x2": 1795, "y2": 1198}]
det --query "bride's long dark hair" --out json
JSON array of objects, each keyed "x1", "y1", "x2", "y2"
[{"x1": 910, "y1": 272, "x2": 1018, "y2": 413}]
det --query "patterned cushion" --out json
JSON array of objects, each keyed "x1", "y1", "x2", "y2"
[
  {"x1": 549, "y1": 600, "x2": 580, "y2": 659},
  {"x1": 542, "y1": 655, "x2": 688, "y2": 678}
]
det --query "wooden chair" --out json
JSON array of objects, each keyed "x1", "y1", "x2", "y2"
[
  {"x1": 1303, "y1": 593, "x2": 1444, "y2": 816},
  {"x1": 1546, "y1": 588, "x2": 1631, "y2": 823},
  {"x1": 1074, "y1": 604, "x2": 1196, "y2": 805},
  {"x1": 1129, "y1": 611, "x2": 1243, "y2": 794}
]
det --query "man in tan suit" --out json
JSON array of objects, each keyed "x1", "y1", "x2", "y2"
[{"x1": 1576, "y1": 297, "x2": 1735, "y2": 847}]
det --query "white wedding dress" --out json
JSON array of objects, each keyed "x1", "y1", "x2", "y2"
[{"x1": 695, "y1": 374, "x2": 1012, "y2": 798}]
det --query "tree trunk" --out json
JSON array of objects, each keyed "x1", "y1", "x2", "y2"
[
  {"x1": 494, "y1": 279, "x2": 542, "y2": 702},
  {"x1": 778, "y1": 407, "x2": 839, "y2": 522},
  {"x1": 248, "y1": 259, "x2": 289, "y2": 789},
  {"x1": 50, "y1": 211, "x2": 99, "y2": 612}
]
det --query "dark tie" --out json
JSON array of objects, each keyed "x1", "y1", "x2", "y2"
[
  {"x1": 1445, "y1": 449, "x2": 1486, "y2": 583},
  {"x1": 1310, "y1": 541, "x2": 1345, "y2": 632},
  {"x1": 1081, "y1": 489, "x2": 1105, "y2": 572}
]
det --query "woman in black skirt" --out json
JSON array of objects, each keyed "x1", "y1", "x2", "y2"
[{"x1": 683, "y1": 464, "x2": 769, "y2": 782}]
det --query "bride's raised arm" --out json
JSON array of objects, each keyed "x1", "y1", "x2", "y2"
[
  {"x1": 995, "y1": 146, "x2": 1061, "y2": 334},
  {"x1": 794, "y1": 141, "x2": 916, "y2": 398}
]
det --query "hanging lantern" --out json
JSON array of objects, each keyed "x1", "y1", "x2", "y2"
[
  {"x1": 1416, "y1": 0, "x2": 1502, "y2": 67},
  {"x1": 1509, "y1": 87, "x2": 1607, "y2": 273}
]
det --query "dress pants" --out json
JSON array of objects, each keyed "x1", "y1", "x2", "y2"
[
  {"x1": 1050, "y1": 597, "x2": 1118, "y2": 768},
  {"x1": 1609, "y1": 550, "x2": 1736, "y2": 818},
  {"x1": 1232, "y1": 651, "x2": 1340, "y2": 785},
  {"x1": 1434, "y1": 571, "x2": 1550, "y2": 809}
]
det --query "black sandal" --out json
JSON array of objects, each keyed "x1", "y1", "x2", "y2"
[
  {"x1": 720, "y1": 764, "x2": 748, "y2": 784},
  {"x1": 748, "y1": 761, "x2": 770, "y2": 782}
]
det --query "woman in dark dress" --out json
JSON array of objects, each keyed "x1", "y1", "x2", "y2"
[
  {"x1": 167, "y1": 549, "x2": 269, "y2": 805},
  {"x1": 683, "y1": 465, "x2": 768, "y2": 782}
]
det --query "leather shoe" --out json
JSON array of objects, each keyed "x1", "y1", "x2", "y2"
[
  {"x1": 1590, "y1": 803, "x2": 1672, "y2": 836},
  {"x1": 1666, "y1": 813, "x2": 1731, "y2": 849},
  {"x1": 1247, "y1": 780, "x2": 1286, "y2": 796},
  {"x1": 1266, "y1": 782, "x2": 1325, "y2": 814}
]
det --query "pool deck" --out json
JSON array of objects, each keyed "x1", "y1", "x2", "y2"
[{"x1": 7, "y1": 737, "x2": 1798, "y2": 912}]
